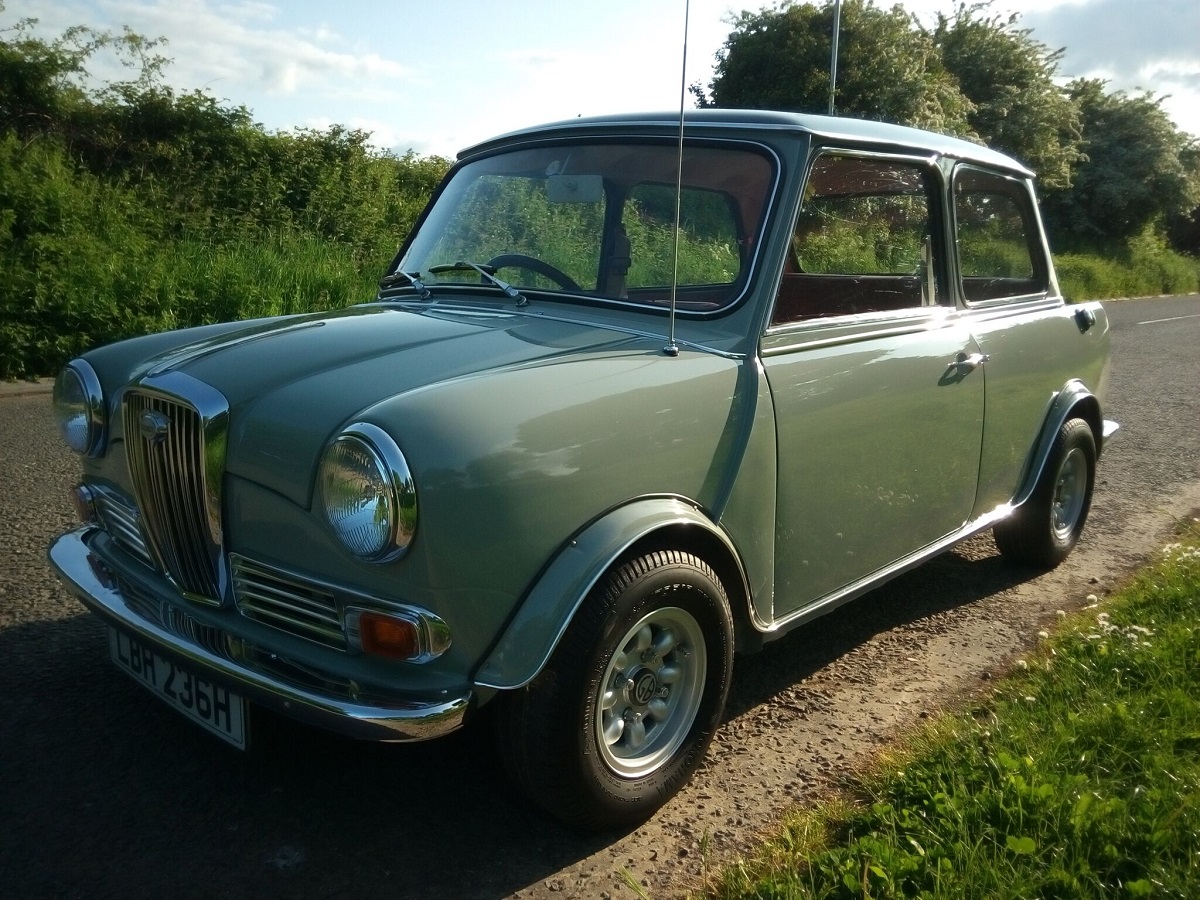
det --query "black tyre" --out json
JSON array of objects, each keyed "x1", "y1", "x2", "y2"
[
  {"x1": 495, "y1": 550, "x2": 734, "y2": 829},
  {"x1": 994, "y1": 417, "x2": 1096, "y2": 569}
]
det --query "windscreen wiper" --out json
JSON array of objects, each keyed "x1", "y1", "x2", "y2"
[
  {"x1": 378, "y1": 270, "x2": 431, "y2": 299},
  {"x1": 428, "y1": 261, "x2": 529, "y2": 307}
]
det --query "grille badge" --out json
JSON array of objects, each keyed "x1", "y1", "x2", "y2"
[{"x1": 139, "y1": 410, "x2": 171, "y2": 443}]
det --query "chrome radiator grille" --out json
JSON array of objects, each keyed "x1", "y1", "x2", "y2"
[
  {"x1": 232, "y1": 555, "x2": 346, "y2": 649},
  {"x1": 123, "y1": 387, "x2": 227, "y2": 603}
]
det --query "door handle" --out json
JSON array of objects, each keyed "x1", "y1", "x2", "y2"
[{"x1": 947, "y1": 352, "x2": 989, "y2": 372}]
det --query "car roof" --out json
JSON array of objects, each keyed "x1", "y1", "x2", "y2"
[{"x1": 459, "y1": 108, "x2": 1034, "y2": 177}]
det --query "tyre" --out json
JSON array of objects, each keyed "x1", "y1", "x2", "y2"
[
  {"x1": 496, "y1": 549, "x2": 734, "y2": 830},
  {"x1": 994, "y1": 417, "x2": 1096, "y2": 569}
]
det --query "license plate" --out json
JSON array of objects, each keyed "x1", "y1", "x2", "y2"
[{"x1": 109, "y1": 628, "x2": 247, "y2": 750}]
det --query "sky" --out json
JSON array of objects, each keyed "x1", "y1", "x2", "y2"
[{"x1": 8, "y1": 0, "x2": 1199, "y2": 160}]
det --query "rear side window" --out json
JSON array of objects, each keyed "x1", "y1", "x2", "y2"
[{"x1": 953, "y1": 167, "x2": 1048, "y2": 302}]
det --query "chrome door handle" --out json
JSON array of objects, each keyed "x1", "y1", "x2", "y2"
[{"x1": 947, "y1": 352, "x2": 989, "y2": 372}]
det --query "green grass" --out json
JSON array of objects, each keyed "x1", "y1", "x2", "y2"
[{"x1": 707, "y1": 518, "x2": 1200, "y2": 899}]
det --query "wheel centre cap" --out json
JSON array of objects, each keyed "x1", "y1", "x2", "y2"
[{"x1": 629, "y1": 669, "x2": 659, "y2": 707}]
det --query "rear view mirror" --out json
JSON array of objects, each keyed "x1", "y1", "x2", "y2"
[{"x1": 547, "y1": 174, "x2": 604, "y2": 203}]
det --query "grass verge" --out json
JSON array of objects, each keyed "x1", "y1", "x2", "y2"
[{"x1": 707, "y1": 517, "x2": 1200, "y2": 899}]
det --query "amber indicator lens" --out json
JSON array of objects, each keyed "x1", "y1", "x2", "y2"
[{"x1": 358, "y1": 611, "x2": 421, "y2": 660}]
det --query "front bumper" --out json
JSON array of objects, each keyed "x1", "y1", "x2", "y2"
[{"x1": 48, "y1": 527, "x2": 472, "y2": 743}]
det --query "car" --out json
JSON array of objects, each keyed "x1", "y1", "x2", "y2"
[{"x1": 48, "y1": 109, "x2": 1116, "y2": 829}]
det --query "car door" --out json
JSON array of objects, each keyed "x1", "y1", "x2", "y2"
[
  {"x1": 948, "y1": 163, "x2": 1108, "y2": 516},
  {"x1": 761, "y1": 150, "x2": 985, "y2": 618}
]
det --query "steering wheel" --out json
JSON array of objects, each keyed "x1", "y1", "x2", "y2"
[{"x1": 486, "y1": 254, "x2": 581, "y2": 292}]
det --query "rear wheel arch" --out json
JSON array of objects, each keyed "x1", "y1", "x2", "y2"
[
  {"x1": 1013, "y1": 384, "x2": 1103, "y2": 509},
  {"x1": 997, "y1": 414, "x2": 1097, "y2": 568}
]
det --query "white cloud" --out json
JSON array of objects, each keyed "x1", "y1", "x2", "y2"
[
  {"x1": 5, "y1": 0, "x2": 1196, "y2": 149},
  {"x1": 5, "y1": 0, "x2": 410, "y2": 106}
]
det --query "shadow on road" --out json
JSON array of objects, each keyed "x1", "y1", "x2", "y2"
[
  {"x1": 0, "y1": 537, "x2": 1037, "y2": 900},
  {"x1": 725, "y1": 540, "x2": 1029, "y2": 719}
]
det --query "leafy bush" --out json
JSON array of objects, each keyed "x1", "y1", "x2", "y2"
[
  {"x1": 0, "y1": 12, "x2": 450, "y2": 380},
  {"x1": 0, "y1": 132, "x2": 399, "y2": 379},
  {"x1": 1055, "y1": 227, "x2": 1200, "y2": 302}
]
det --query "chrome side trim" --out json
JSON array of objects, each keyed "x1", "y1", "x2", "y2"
[
  {"x1": 750, "y1": 503, "x2": 1015, "y2": 635},
  {"x1": 49, "y1": 528, "x2": 470, "y2": 742}
]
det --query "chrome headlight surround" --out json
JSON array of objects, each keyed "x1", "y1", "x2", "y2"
[
  {"x1": 52, "y1": 360, "x2": 106, "y2": 456},
  {"x1": 317, "y1": 422, "x2": 417, "y2": 562}
]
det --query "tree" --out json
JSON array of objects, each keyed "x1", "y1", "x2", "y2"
[
  {"x1": 1041, "y1": 79, "x2": 1200, "y2": 249},
  {"x1": 934, "y1": 3, "x2": 1082, "y2": 189},
  {"x1": 697, "y1": 0, "x2": 973, "y2": 135},
  {"x1": 0, "y1": 3, "x2": 166, "y2": 140}
]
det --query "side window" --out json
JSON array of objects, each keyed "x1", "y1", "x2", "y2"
[
  {"x1": 772, "y1": 154, "x2": 942, "y2": 325},
  {"x1": 953, "y1": 167, "x2": 1048, "y2": 302}
]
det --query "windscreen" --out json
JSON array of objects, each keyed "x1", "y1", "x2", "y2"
[{"x1": 395, "y1": 141, "x2": 776, "y2": 311}]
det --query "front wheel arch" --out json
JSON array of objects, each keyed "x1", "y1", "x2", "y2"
[
  {"x1": 473, "y1": 497, "x2": 753, "y2": 690},
  {"x1": 494, "y1": 549, "x2": 734, "y2": 829}
]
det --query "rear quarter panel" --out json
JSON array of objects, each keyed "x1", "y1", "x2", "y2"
[{"x1": 967, "y1": 299, "x2": 1112, "y2": 515}]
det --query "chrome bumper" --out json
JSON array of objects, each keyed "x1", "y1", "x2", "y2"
[{"x1": 48, "y1": 527, "x2": 471, "y2": 743}]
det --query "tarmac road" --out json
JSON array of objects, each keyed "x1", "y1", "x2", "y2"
[{"x1": 1, "y1": 294, "x2": 1198, "y2": 899}]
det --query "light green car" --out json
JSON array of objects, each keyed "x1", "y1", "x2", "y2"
[{"x1": 49, "y1": 111, "x2": 1116, "y2": 829}]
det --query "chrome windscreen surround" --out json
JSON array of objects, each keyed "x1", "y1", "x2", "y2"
[{"x1": 121, "y1": 371, "x2": 230, "y2": 606}]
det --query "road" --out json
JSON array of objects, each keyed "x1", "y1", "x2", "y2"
[{"x1": 2, "y1": 295, "x2": 1199, "y2": 899}]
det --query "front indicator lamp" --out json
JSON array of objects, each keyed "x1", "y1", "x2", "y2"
[
  {"x1": 346, "y1": 607, "x2": 451, "y2": 662},
  {"x1": 70, "y1": 484, "x2": 98, "y2": 524}
]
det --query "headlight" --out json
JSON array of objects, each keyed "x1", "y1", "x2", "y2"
[
  {"x1": 317, "y1": 423, "x2": 417, "y2": 562},
  {"x1": 52, "y1": 360, "x2": 105, "y2": 456}
]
